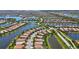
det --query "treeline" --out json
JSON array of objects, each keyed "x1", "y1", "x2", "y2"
[{"x1": 7, "y1": 18, "x2": 16, "y2": 22}]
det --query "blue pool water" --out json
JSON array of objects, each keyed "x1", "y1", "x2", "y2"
[{"x1": 0, "y1": 22, "x2": 38, "y2": 48}]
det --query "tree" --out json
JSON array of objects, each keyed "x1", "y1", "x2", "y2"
[{"x1": 7, "y1": 18, "x2": 16, "y2": 23}]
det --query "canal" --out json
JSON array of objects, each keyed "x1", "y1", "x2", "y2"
[
  {"x1": 0, "y1": 22, "x2": 38, "y2": 48},
  {"x1": 67, "y1": 32, "x2": 79, "y2": 40},
  {"x1": 48, "y1": 34, "x2": 62, "y2": 49},
  {"x1": 0, "y1": 22, "x2": 13, "y2": 28}
]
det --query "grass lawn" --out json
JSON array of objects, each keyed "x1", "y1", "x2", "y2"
[
  {"x1": 43, "y1": 34, "x2": 51, "y2": 49},
  {"x1": 53, "y1": 32, "x2": 68, "y2": 49}
]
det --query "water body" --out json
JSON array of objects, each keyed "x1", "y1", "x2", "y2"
[
  {"x1": 0, "y1": 22, "x2": 12, "y2": 28},
  {"x1": 48, "y1": 34, "x2": 62, "y2": 49},
  {"x1": 67, "y1": 32, "x2": 79, "y2": 40},
  {"x1": 0, "y1": 22, "x2": 38, "y2": 48},
  {"x1": 0, "y1": 16, "x2": 22, "y2": 21},
  {"x1": 64, "y1": 14, "x2": 79, "y2": 19}
]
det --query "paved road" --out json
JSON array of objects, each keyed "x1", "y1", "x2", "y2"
[
  {"x1": 25, "y1": 32, "x2": 37, "y2": 49},
  {"x1": 59, "y1": 31, "x2": 77, "y2": 48},
  {"x1": 54, "y1": 29, "x2": 74, "y2": 49},
  {"x1": 49, "y1": 27, "x2": 74, "y2": 49}
]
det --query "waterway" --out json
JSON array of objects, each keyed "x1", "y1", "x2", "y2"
[
  {"x1": 0, "y1": 22, "x2": 12, "y2": 28},
  {"x1": 0, "y1": 16, "x2": 22, "y2": 21},
  {"x1": 67, "y1": 32, "x2": 79, "y2": 40},
  {"x1": 48, "y1": 34, "x2": 62, "y2": 49},
  {"x1": 0, "y1": 22, "x2": 38, "y2": 48}
]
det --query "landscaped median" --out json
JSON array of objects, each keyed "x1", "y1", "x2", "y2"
[
  {"x1": 50, "y1": 28, "x2": 69, "y2": 49},
  {"x1": 58, "y1": 31, "x2": 77, "y2": 49},
  {"x1": 53, "y1": 29, "x2": 76, "y2": 49},
  {"x1": 54, "y1": 33, "x2": 68, "y2": 49}
]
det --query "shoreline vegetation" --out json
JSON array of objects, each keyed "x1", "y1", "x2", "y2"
[{"x1": 0, "y1": 10, "x2": 79, "y2": 49}]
